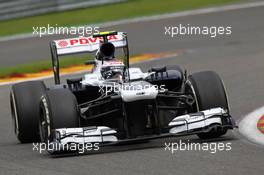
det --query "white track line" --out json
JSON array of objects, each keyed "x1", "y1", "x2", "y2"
[
  {"x1": 239, "y1": 106, "x2": 264, "y2": 146},
  {"x1": 1, "y1": 1, "x2": 264, "y2": 42}
]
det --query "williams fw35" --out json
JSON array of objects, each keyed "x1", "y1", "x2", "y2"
[{"x1": 10, "y1": 31, "x2": 236, "y2": 154}]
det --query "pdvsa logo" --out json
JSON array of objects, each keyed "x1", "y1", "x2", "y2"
[
  {"x1": 57, "y1": 35, "x2": 119, "y2": 48},
  {"x1": 57, "y1": 40, "x2": 68, "y2": 47}
]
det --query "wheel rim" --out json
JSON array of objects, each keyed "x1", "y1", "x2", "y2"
[
  {"x1": 10, "y1": 91, "x2": 19, "y2": 136},
  {"x1": 39, "y1": 96, "x2": 51, "y2": 143},
  {"x1": 185, "y1": 80, "x2": 199, "y2": 112}
]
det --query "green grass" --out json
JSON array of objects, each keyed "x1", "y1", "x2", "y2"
[
  {"x1": 0, "y1": 0, "x2": 240, "y2": 36},
  {"x1": 0, "y1": 56, "x2": 90, "y2": 78}
]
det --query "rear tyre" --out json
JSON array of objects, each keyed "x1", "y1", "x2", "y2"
[
  {"x1": 10, "y1": 81, "x2": 46, "y2": 143},
  {"x1": 158, "y1": 65, "x2": 184, "y2": 126},
  {"x1": 187, "y1": 71, "x2": 229, "y2": 139},
  {"x1": 39, "y1": 88, "x2": 80, "y2": 143},
  {"x1": 166, "y1": 65, "x2": 183, "y2": 75}
]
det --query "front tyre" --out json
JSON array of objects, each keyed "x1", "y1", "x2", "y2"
[
  {"x1": 10, "y1": 81, "x2": 46, "y2": 143},
  {"x1": 187, "y1": 71, "x2": 229, "y2": 139},
  {"x1": 39, "y1": 88, "x2": 80, "y2": 143}
]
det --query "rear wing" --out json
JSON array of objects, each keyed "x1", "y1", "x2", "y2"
[
  {"x1": 52, "y1": 31, "x2": 128, "y2": 56},
  {"x1": 50, "y1": 31, "x2": 129, "y2": 84}
]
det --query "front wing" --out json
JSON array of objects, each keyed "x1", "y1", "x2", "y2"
[{"x1": 48, "y1": 107, "x2": 235, "y2": 153}]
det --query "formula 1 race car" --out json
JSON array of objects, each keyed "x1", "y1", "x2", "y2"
[{"x1": 10, "y1": 31, "x2": 235, "y2": 153}]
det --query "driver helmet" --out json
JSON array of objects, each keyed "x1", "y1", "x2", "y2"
[{"x1": 96, "y1": 42, "x2": 115, "y2": 61}]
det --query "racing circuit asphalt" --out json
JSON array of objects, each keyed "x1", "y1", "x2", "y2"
[{"x1": 0, "y1": 3, "x2": 264, "y2": 175}]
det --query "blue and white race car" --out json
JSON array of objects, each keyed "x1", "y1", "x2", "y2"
[{"x1": 10, "y1": 31, "x2": 236, "y2": 154}]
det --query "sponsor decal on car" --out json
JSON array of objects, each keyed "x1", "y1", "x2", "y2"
[
  {"x1": 57, "y1": 40, "x2": 68, "y2": 47},
  {"x1": 55, "y1": 35, "x2": 119, "y2": 48}
]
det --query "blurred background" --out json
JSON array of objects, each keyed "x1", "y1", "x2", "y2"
[{"x1": 0, "y1": 0, "x2": 126, "y2": 20}]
